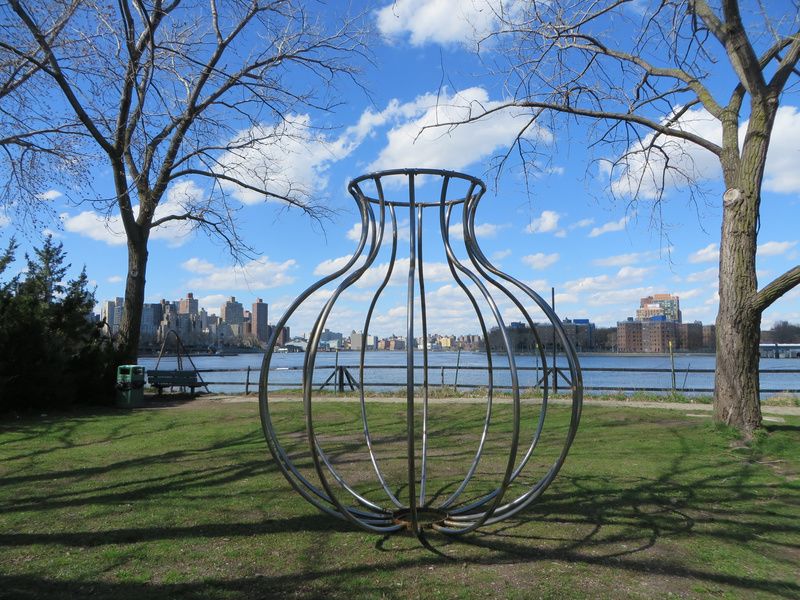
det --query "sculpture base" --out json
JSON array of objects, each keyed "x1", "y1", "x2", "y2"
[{"x1": 392, "y1": 508, "x2": 448, "y2": 530}]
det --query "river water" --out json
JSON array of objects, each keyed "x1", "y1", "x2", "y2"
[{"x1": 138, "y1": 351, "x2": 800, "y2": 397}]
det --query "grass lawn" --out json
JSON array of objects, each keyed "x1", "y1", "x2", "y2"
[{"x1": 0, "y1": 398, "x2": 798, "y2": 599}]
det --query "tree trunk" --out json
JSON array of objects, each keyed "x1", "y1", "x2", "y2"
[
  {"x1": 713, "y1": 299, "x2": 761, "y2": 435},
  {"x1": 117, "y1": 234, "x2": 148, "y2": 365},
  {"x1": 713, "y1": 188, "x2": 762, "y2": 436},
  {"x1": 713, "y1": 99, "x2": 779, "y2": 437}
]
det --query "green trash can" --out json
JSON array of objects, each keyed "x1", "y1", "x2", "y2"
[{"x1": 116, "y1": 365, "x2": 146, "y2": 407}]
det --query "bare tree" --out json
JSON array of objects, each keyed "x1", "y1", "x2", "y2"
[
  {"x1": 5, "y1": 0, "x2": 366, "y2": 362},
  {"x1": 433, "y1": 0, "x2": 799, "y2": 436},
  {"x1": 0, "y1": 0, "x2": 87, "y2": 227}
]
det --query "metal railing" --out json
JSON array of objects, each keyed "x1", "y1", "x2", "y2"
[{"x1": 187, "y1": 364, "x2": 800, "y2": 396}]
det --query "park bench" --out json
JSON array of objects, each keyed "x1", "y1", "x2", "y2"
[{"x1": 147, "y1": 369, "x2": 204, "y2": 396}]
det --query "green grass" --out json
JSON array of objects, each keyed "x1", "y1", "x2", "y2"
[
  {"x1": 0, "y1": 400, "x2": 798, "y2": 599},
  {"x1": 264, "y1": 386, "x2": 798, "y2": 407}
]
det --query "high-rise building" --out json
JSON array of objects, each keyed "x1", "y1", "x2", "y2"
[
  {"x1": 113, "y1": 297, "x2": 124, "y2": 333},
  {"x1": 702, "y1": 324, "x2": 716, "y2": 350},
  {"x1": 319, "y1": 329, "x2": 343, "y2": 343},
  {"x1": 178, "y1": 292, "x2": 198, "y2": 315},
  {"x1": 140, "y1": 303, "x2": 163, "y2": 341},
  {"x1": 350, "y1": 330, "x2": 364, "y2": 351},
  {"x1": 642, "y1": 320, "x2": 677, "y2": 353},
  {"x1": 677, "y1": 322, "x2": 703, "y2": 350},
  {"x1": 636, "y1": 293, "x2": 681, "y2": 323},
  {"x1": 100, "y1": 297, "x2": 125, "y2": 334},
  {"x1": 617, "y1": 319, "x2": 643, "y2": 352},
  {"x1": 276, "y1": 326, "x2": 290, "y2": 347},
  {"x1": 220, "y1": 296, "x2": 244, "y2": 325},
  {"x1": 252, "y1": 298, "x2": 269, "y2": 342},
  {"x1": 100, "y1": 300, "x2": 116, "y2": 333}
]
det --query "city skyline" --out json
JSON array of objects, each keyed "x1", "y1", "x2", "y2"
[
  {"x1": 99, "y1": 290, "x2": 719, "y2": 348},
  {"x1": 2, "y1": 1, "x2": 799, "y2": 334}
]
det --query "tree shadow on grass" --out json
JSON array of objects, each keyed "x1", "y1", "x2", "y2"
[
  {"x1": 1, "y1": 413, "x2": 798, "y2": 599},
  {"x1": 2, "y1": 451, "x2": 797, "y2": 598}
]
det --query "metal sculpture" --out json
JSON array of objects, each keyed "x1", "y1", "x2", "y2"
[{"x1": 259, "y1": 168, "x2": 582, "y2": 541}]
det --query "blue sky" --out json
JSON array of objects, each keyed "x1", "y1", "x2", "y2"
[{"x1": 2, "y1": 0, "x2": 799, "y2": 337}]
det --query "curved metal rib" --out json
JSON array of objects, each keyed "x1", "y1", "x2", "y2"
[
  {"x1": 352, "y1": 177, "x2": 403, "y2": 508},
  {"x1": 454, "y1": 189, "x2": 583, "y2": 525},
  {"x1": 300, "y1": 189, "x2": 407, "y2": 533},
  {"x1": 435, "y1": 189, "x2": 496, "y2": 512},
  {"x1": 405, "y1": 172, "x2": 421, "y2": 539},
  {"x1": 417, "y1": 203, "x2": 430, "y2": 507},
  {"x1": 461, "y1": 189, "x2": 552, "y2": 483},
  {"x1": 433, "y1": 181, "x2": 522, "y2": 535},
  {"x1": 258, "y1": 194, "x2": 394, "y2": 524}
]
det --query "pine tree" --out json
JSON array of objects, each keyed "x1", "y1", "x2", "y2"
[{"x1": 0, "y1": 236, "x2": 115, "y2": 411}]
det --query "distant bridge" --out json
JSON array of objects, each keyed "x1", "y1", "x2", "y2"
[{"x1": 760, "y1": 343, "x2": 800, "y2": 358}]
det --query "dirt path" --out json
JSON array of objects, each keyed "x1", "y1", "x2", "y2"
[{"x1": 147, "y1": 393, "x2": 800, "y2": 418}]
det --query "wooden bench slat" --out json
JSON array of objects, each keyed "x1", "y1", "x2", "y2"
[{"x1": 147, "y1": 369, "x2": 203, "y2": 395}]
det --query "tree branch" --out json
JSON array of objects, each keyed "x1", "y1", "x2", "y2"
[
  {"x1": 7, "y1": 0, "x2": 115, "y2": 156},
  {"x1": 754, "y1": 265, "x2": 800, "y2": 314},
  {"x1": 768, "y1": 30, "x2": 800, "y2": 92},
  {"x1": 426, "y1": 99, "x2": 723, "y2": 156}
]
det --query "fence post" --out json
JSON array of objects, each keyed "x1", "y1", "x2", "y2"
[
  {"x1": 441, "y1": 366, "x2": 445, "y2": 389},
  {"x1": 454, "y1": 347, "x2": 462, "y2": 391},
  {"x1": 337, "y1": 366, "x2": 345, "y2": 393},
  {"x1": 552, "y1": 287, "x2": 558, "y2": 394},
  {"x1": 669, "y1": 340, "x2": 676, "y2": 392},
  {"x1": 245, "y1": 365, "x2": 251, "y2": 395}
]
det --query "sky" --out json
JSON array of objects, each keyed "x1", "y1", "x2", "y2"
[{"x1": 2, "y1": 0, "x2": 799, "y2": 339}]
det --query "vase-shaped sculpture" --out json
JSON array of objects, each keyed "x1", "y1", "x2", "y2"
[{"x1": 259, "y1": 168, "x2": 582, "y2": 541}]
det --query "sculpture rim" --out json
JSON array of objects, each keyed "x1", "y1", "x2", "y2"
[{"x1": 347, "y1": 167, "x2": 487, "y2": 208}]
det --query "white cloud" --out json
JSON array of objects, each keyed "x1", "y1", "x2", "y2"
[
  {"x1": 585, "y1": 286, "x2": 655, "y2": 307},
  {"x1": 356, "y1": 257, "x2": 453, "y2": 289},
  {"x1": 311, "y1": 254, "x2": 455, "y2": 289},
  {"x1": 588, "y1": 214, "x2": 632, "y2": 237},
  {"x1": 344, "y1": 218, "x2": 411, "y2": 246},
  {"x1": 758, "y1": 240, "x2": 798, "y2": 256},
  {"x1": 0, "y1": 214, "x2": 10, "y2": 228},
  {"x1": 762, "y1": 107, "x2": 800, "y2": 193},
  {"x1": 688, "y1": 243, "x2": 719, "y2": 263},
  {"x1": 314, "y1": 254, "x2": 365, "y2": 276},
  {"x1": 367, "y1": 87, "x2": 551, "y2": 174},
  {"x1": 521, "y1": 252, "x2": 559, "y2": 270},
  {"x1": 524, "y1": 210, "x2": 561, "y2": 234},
  {"x1": 605, "y1": 107, "x2": 721, "y2": 200},
  {"x1": 686, "y1": 267, "x2": 718, "y2": 282},
  {"x1": 564, "y1": 266, "x2": 650, "y2": 294},
  {"x1": 60, "y1": 180, "x2": 204, "y2": 247},
  {"x1": 41, "y1": 228, "x2": 62, "y2": 239},
  {"x1": 197, "y1": 294, "x2": 228, "y2": 314},
  {"x1": 375, "y1": 0, "x2": 524, "y2": 47},
  {"x1": 616, "y1": 266, "x2": 652, "y2": 280},
  {"x1": 214, "y1": 114, "x2": 348, "y2": 205},
  {"x1": 448, "y1": 222, "x2": 508, "y2": 240},
  {"x1": 182, "y1": 256, "x2": 297, "y2": 291},
  {"x1": 61, "y1": 210, "x2": 126, "y2": 245},
  {"x1": 491, "y1": 249, "x2": 511, "y2": 261},
  {"x1": 606, "y1": 105, "x2": 800, "y2": 198},
  {"x1": 346, "y1": 222, "x2": 363, "y2": 242},
  {"x1": 674, "y1": 288, "x2": 703, "y2": 300},
  {"x1": 569, "y1": 218, "x2": 594, "y2": 230},
  {"x1": 564, "y1": 274, "x2": 613, "y2": 293},
  {"x1": 593, "y1": 249, "x2": 661, "y2": 267},
  {"x1": 107, "y1": 275, "x2": 123, "y2": 283},
  {"x1": 182, "y1": 258, "x2": 216, "y2": 274},
  {"x1": 37, "y1": 189, "x2": 63, "y2": 201}
]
